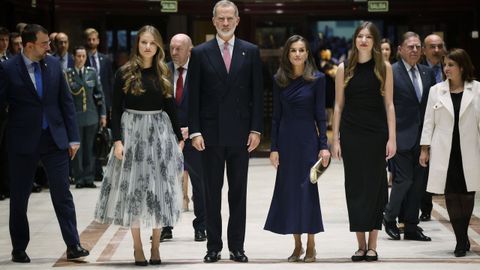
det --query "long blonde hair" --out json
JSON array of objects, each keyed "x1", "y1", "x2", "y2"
[
  {"x1": 121, "y1": 25, "x2": 172, "y2": 97},
  {"x1": 344, "y1": 21, "x2": 386, "y2": 95}
]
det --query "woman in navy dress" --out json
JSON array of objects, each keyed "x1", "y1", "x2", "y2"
[{"x1": 265, "y1": 35, "x2": 330, "y2": 263}]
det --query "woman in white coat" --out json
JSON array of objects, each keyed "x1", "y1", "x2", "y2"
[{"x1": 419, "y1": 48, "x2": 480, "y2": 257}]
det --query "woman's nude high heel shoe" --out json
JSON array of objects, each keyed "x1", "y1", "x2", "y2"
[
  {"x1": 287, "y1": 248, "x2": 304, "y2": 262},
  {"x1": 303, "y1": 248, "x2": 316, "y2": 263}
]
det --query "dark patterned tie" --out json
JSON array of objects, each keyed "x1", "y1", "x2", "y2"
[
  {"x1": 410, "y1": 67, "x2": 422, "y2": 102},
  {"x1": 176, "y1": 67, "x2": 184, "y2": 104}
]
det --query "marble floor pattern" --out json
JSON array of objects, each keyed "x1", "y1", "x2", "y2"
[{"x1": 0, "y1": 158, "x2": 479, "y2": 269}]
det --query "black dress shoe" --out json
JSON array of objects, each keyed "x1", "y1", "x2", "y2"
[
  {"x1": 419, "y1": 213, "x2": 431, "y2": 221},
  {"x1": 454, "y1": 249, "x2": 466, "y2": 257},
  {"x1": 0, "y1": 193, "x2": 6, "y2": 200},
  {"x1": 75, "y1": 183, "x2": 84, "y2": 189},
  {"x1": 83, "y1": 183, "x2": 97, "y2": 188},
  {"x1": 383, "y1": 218, "x2": 400, "y2": 240},
  {"x1": 204, "y1": 250, "x2": 221, "y2": 263},
  {"x1": 351, "y1": 249, "x2": 365, "y2": 262},
  {"x1": 195, "y1": 230, "x2": 207, "y2": 241},
  {"x1": 11, "y1": 250, "x2": 30, "y2": 263},
  {"x1": 66, "y1": 244, "x2": 90, "y2": 259},
  {"x1": 365, "y1": 249, "x2": 378, "y2": 262},
  {"x1": 404, "y1": 230, "x2": 431, "y2": 241},
  {"x1": 229, "y1": 250, "x2": 248, "y2": 262},
  {"x1": 160, "y1": 228, "x2": 173, "y2": 242},
  {"x1": 32, "y1": 182, "x2": 42, "y2": 193}
]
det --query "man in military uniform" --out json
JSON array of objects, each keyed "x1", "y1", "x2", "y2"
[{"x1": 65, "y1": 45, "x2": 106, "y2": 188}]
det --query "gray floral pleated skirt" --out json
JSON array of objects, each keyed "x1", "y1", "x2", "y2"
[{"x1": 94, "y1": 109, "x2": 183, "y2": 228}]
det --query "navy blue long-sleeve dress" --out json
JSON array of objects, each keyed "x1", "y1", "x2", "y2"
[{"x1": 264, "y1": 71, "x2": 328, "y2": 234}]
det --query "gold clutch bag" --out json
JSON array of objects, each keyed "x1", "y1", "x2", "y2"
[{"x1": 310, "y1": 157, "x2": 331, "y2": 184}]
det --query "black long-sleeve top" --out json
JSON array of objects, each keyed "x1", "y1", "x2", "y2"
[{"x1": 111, "y1": 67, "x2": 182, "y2": 141}]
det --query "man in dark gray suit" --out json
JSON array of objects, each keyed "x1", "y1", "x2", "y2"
[
  {"x1": 383, "y1": 31, "x2": 436, "y2": 241},
  {"x1": 65, "y1": 45, "x2": 106, "y2": 189},
  {"x1": 188, "y1": 0, "x2": 263, "y2": 263},
  {"x1": 161, "y1": 33, "x2": 207, "y2": 242}
]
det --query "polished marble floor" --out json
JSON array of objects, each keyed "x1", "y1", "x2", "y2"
[{"x1": 0, "y1": 158, "x2": 479, "y2": 269}]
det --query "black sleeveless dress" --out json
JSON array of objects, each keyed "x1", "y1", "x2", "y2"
[{"x1": 340, "y1": 59, "x2": 388, "y2": 231}]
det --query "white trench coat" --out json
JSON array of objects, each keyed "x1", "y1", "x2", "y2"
[{"x1": 420, "y1": 80, "x2": 480, "y2": 194}]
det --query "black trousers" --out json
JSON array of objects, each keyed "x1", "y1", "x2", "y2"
[
  {"x1": 163, "y1": 140, "x2": 206, "y2": 232},
  {"x1": 384, "y1": 148, "x2": 427, "y2": 232},
  {"x1": 184, "y1": 140, "x2": 206, "y2": 231},
  {"x1": 72, "y1": 123, "x2": 98, "y2": 185},
  {"x1": 203, "y1": 145, "x2": 249, "y2": 252},
  {"x1": 9, "y1": 129, "x2": 80, "y2": 251}
]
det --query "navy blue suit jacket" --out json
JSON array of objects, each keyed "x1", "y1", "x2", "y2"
[
  {"x1": 86, "y1": 52, "x2": 114, "y2": 110},
  {"x1": 188, "y1": 38, "x2": 263, "y2": 146},
  {"x1": 53, "y1": 53, "x2": 75, "y2": 69},
  {"x1": 393, "y1": 60, "x2": 436, "y2": 151},
  {"x1": 0, "y1": 54, "x2": 79, "y2": 154},
  {"x1": 168, "y1": 61, "x2": 189, "y2": 127}
]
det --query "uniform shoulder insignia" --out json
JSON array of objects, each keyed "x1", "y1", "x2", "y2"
[{"x1": 86, "y1": 66, "x2": 96, "y2": 71}]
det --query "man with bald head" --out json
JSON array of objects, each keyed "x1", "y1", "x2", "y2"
[
  {"x1": 53, "y1": 32, "x2": 74, "y2": 71},
  {"x1": 422, "y1": 34, "x2": 446, "y2": 84},
  {"x1": 419, "y1": 34, "x2": 446, "y2": 222},
  {"x1": 161, "y1": 33, "x2": 207, "y2": 242}
]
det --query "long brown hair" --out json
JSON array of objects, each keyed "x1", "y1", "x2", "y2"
[
  {"x1": 275, "y1": 35, "x2": 318, "y2": 88},
  {"x1": 344, "y1": 21, "x2": 386, "y2": 95},
  {"x1": 121, "y1": 25, "x2": 172, "y2": 97}
]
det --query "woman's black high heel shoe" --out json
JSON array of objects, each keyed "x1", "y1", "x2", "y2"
[
  {"x1": 134, "y1": 251, "x2": 148, "y2": 266},
  {"x1": 149, "y1": 259, "x2": 162, "y2": 265},
  {"x1": 149, "y1": 248, "x2": 162, "y2": 265}
]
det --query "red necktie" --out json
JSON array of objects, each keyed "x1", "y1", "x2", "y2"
[
  {"x1": 175, "y1": 67, "x2": 184, "y2": 104},
  {"x1": 223, "y1": 42, "x2": 231, "y2": 72}
]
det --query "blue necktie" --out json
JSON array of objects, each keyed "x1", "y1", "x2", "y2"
[
  {"x1": 410, "y1": 67, "x2": 422, "y2": 102},
  {"x1": 433, "y1": 64, "x2": 442, "y2": 83},
  {"x1": 33, "y1": 62, "x2": 48, "y2": 129},
  {"x1": 91, "y1": 55, "x2": 98, "y2": 70}
]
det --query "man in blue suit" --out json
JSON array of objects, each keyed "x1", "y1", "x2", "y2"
[
  {"x1": 84, "y1": 28, "x2": 114, "y2": 181},
  {"x1": 188, "y1": 0, "x2": 263, "y2": 263},
  {"x1": 383, "y1": 31, "x2": 436, "y2": 242},
  {"x1": 0, "y1": 24, "x2": 89, "y2": 263},
  {"x1": 162, "y1": 33, "x2": 206, "y2": 242},
  {"x1": 52, "y1": 32, "x2": 74, "y2": 71}
]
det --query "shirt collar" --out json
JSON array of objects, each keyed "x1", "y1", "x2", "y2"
[
  {"x1": 402, "y1": 59, "x2": 416, "y2": 71},
  {"x1": 21, "y1": 52, "x2": 36, "y2": 67},
  {"x1": 426, "y1": 59, "x2": 441, "y2": 69},
  {"x1": 216, "y1": 35, "x2": 235, "y2": 48},
  {"x1": 173, "y1": 58, "x2": 189, "y2": 71}
]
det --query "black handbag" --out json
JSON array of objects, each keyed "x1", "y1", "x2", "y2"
[{"x1": 94, "y1": 127, "x2": 112, "y2": 162}]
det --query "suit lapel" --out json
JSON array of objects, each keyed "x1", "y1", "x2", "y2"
[
  {"x1": 418, "y1": 65, "x2": 431, "y2": 104},
  {"x1": 205, "y1": 39, "x2": 228, "y2": 82},
  {"x1": 459, "y1": 81, "x2": 474, "y2": 117},
  {"x1": 40, "y1": 60, "x2": 49, "y2": 102},
  {"x1": 16, "y1": 57, "x2": 41, "y2": 100},
  {"x1": 437, "y1": 82, "x2": 454, "y2": 117},
  {"x1": 227, "y1": 38, "x2": 245, "y2": 83},
  {"x1": 397, "y1": 61, "x2": 418, "y2": 101}
]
